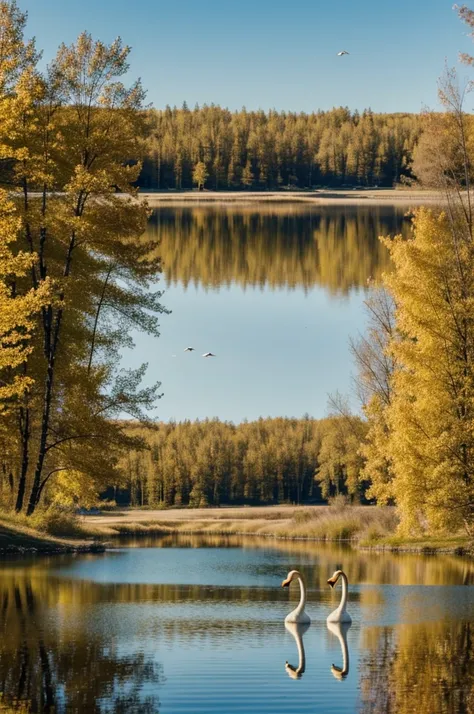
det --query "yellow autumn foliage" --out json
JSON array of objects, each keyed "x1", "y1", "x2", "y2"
[
  {"x1": 384, "y1": 209, "x2": 474, "y2": 534},
  {"x1": 0, "y1": 190, "x2": 49, "y2": 410}
]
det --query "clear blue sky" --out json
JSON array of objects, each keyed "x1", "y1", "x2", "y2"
[{"x1": 20, "y1": 0, "x2": 473, "y2": 114}]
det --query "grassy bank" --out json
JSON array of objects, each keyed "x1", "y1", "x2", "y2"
[
  {"x1": 80, "y1": 504, "x2": 473, "y2": 556},
  {"x1": 0, "y1": 512, "x2": 105, "y2": 555},
  {"x1": 2, "y1": 505, "x2": 471, "y2": 556},
  {"x1": 359, "y1": 534, "x2": 472, "y2": 555}
]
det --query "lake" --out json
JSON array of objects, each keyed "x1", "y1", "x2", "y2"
[
  {"x1": 121, "y1": 203, "x2": 411, "y2": 422},
  {"x1": 1, "y1": 536, "x2": 472, "y2": 713}
]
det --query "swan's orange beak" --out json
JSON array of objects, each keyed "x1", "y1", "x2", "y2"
[
  {"x1": 327, "y1": 576, "x2": 337, "y2": 588},
  {"x1": 282, "y1": 577, "x2": 291, "y2": 588}
]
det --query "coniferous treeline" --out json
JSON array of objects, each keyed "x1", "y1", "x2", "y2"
[
  {"x1": 139, "y1": 106, "x2": 422, "y2": 190},
  {"x1": 116, "y1": 416, "x2": 367, "y2": 508}
]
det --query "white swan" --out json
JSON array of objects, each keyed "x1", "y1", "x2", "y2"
[
  {"x1": 284, "y1": 621, "x2": 309, "y2": 679},
  {"x1": 327, "y1": 570, "x2": 352, "y2": 623},
  {"x1": 281, "y1": 570, "x2": 311, "y2": 624},
  {"x1": 327, "y1": 621, "x2": 351, "y2": 679}
]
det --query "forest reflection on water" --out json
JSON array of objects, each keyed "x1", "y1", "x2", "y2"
[
  {"x1": 0, "y1": 537, "x2": 473, "y2": 713},
  {"x1": 132, "y1": 203, "x2": 414, "y2": 422},
  {"x1": 145, "y1": 204, "x2": 411, "y2": 293}
]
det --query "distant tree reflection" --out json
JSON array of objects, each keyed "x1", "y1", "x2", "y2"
[{"x1": 145, "y1": 205, "x2": 410, "y2": 294}]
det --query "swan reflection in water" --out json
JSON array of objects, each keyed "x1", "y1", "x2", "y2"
[
  {"x1": 327, "y1": 621, "x2": 351, "y2": 680},
  {"x1": 284, "y1": 621, "x2": 310, "y2": 679}
]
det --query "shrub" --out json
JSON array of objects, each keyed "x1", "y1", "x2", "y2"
[{"x1": 31, "y1": 509, "x2": 84, "y2": 538}]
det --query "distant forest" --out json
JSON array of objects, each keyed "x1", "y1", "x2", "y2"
[
  {"x1": 139, "y1": 105, "x2": 422, "y2": 190},
  {"x1": 113, "y1": 416, "x2": 367, "y2": 508}
]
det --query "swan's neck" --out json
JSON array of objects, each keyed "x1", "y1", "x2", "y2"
[
  {"x1": 295, "y1": 575, "x2": 307, "y2": 615},
  {"x1": 338, "y1": 573, "x2": 348, "y2": 612}
]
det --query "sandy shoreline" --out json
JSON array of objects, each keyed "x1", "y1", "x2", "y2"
[{"x1": 140, "y1": 188, "x2": 444, "y2": 205}]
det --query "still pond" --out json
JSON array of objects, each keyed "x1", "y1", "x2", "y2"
[
  {"x1": 2, "y1": 204, "x2": 470, "y2": 713},
  {"x1": 1, "y1": 536, "x2": 473, "y2": 713}
]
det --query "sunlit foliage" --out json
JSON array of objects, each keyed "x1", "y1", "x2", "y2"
[
  {"x1": 348, "y1": 5, "x2": 474, "y2": 537},
  {"x1": 384, "y1": 209, "x2": 474, "y2": 533},
  {"x1": 0, "y1": 4, "x2": 166, "y2": 516},
  {"x1": 350, "y1": 286, "x2": 397, "y2": 504}
]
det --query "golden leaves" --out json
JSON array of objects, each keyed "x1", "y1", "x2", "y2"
[{"x1": 382, "y1": 209, "x2": 474, "y2": 533}]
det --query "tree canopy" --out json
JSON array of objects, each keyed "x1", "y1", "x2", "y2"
[{"x1": 0, "y1": 2, "x2": 166, "y2": 515}]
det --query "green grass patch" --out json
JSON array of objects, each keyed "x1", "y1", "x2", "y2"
[{"x1": 364, "y1": 534, "x2": 473, "y2": 554}]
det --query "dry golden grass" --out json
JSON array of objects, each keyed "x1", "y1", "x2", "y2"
[
  {"x1": 2, "y1": 504, "x2": 471, "y2": 554},
  {"x1": 0, "y1": 512, "x2": 103, "y2": 553},
  {"x1": 0, "y1": 508, "x2": 86, "y2": 538},
  {"x1": 141, "y1": 188, "x2": 444, "y2": 206},
  {"x1": 81, "y1": 504, "x2": 400, "y2": 543}
]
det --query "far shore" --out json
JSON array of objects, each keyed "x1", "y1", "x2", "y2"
[
  {"x1": 80, "y1": 505, "x2": 472, "y2": 557},
  {"x1": 140, "y1": 188, "x2": 445, "y2": 206},
  {"x1": 1, "y1": 505, "x2": 470, "y2": 557}
]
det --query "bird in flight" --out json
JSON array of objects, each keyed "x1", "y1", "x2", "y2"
[
  {"x1": 184, "y1": 347, "x2": 195, "y2": 352},
  {"x1": 202, "y1": 352, "x2": 216, "y2": 358},
  {"x1": 337, "y1": 50, "x2": 350, "y2": 56}
]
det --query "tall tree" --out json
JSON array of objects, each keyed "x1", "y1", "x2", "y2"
[
  {"x1": 385, "y1": 207, "x2": 474, "y2": 534},
  {"x1": 350, "y1": 285, "x2": 397, "y2": 504},
  {"x1": 192, "y1": 160, "x2": 208, "y2": 190},
  {"x1": 0, "y1": 14, "x2": 167, "y2": 515}
]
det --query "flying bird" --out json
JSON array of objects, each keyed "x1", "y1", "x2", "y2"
[
  {"x1": 202, "y1": 352, "x2": 216, "y2": 358},
  {"x1": 337, "y1": 50, "x2": 350, "y2": 56},
  {"x1": 184, "y1": 347, "x2": 195, "y2": 352}
]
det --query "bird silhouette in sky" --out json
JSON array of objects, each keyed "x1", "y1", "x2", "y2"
[
  {"x1": 202, "y1": 352, "x2": 216, "y2": 358},
  {"x1": 337, "y1": 50, "x2": 350, "y2": 56},
  {"x1": 184, "y1": 347, "x2": 195, "y2": 352}
]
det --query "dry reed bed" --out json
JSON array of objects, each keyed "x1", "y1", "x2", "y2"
[
  {"x1": 141, "y1": 189, "x2": 443, "y2": 205},
  {"x1": 1, "y1": 506, "x2": 471, "y2": 555},
  {"x1": 81, "y1": 505, "x2": 400, "y2": 542}
]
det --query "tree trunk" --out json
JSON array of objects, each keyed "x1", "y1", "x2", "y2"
[
  {"x1": 26, "y1": 355, "x2": 55, "y2": 516},
  {"x1": 15, "y1": 407, "x2": 29, "y2": 513},
  {"x1": 26, "y1": 202, "x2": 81, "y2": 515}
]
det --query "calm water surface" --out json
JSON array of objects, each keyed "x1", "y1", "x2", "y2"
[
  {"x1": 122, "y1": 204, "x2": 411, "y2": 422},
  {"x1": 1, "y1": 536, "x2": 473, "y2": 713}
]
